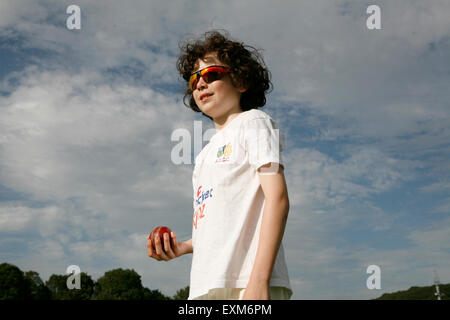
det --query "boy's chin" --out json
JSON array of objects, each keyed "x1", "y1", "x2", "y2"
[
  {"x1": 199, "y1": 106, "x2": 216, "y2": 117},
  {"x1": 199, "y1": 108, "x2": 214, "y2": 119}
]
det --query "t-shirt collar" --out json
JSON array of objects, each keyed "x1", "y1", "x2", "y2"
[{"x1": 210, "y1": 111, "x2": 248, "y2": 141}]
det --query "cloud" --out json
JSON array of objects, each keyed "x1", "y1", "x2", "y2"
[
  {"x1": 283, "y1": 202, "x2": 450, "y2": 299},
  {"x1": 0, "y1": 66, "x2": 189, "y2": 197},
  {"x1": 284, "y1": 145, "x2": 420, "y2": 211},
  {"x1": 0, "y1": 64, "x2": 197, "y2": 293}
]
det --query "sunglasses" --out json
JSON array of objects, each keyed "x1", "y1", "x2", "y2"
[{"x1": 189, "y1": 65, "x2": 231, "y2": 91}]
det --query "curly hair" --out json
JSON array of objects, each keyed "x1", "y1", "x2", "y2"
[{"x1": 176, "y1": 30, "x2": 272, "y2": 120}]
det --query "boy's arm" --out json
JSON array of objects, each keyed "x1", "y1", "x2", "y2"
[
  {"x1": 182, "y1": 238, "x2": 193, "y2": 254},
  {"x1": 169, "y1": 236, "x2": 193, "y2": 256},
  {"x1": 243, "y1": 163, "x2": 289, "y2": 300}
]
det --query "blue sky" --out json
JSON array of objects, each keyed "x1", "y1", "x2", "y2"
[{"x1": 0, "y1": 0, "x2": 449, "y2": 299}]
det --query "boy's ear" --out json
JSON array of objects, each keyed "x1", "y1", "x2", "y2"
[
  {"x1": 231, "y1": 77, "x2": 247, "y2": 93},
  {"x1": 237, "y1": 82, "x2": 248, "y2": 93}
]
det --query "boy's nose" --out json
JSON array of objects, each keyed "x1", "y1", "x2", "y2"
[{"x1": 196, "y1": 76, "x2": 208, "y2": 89}]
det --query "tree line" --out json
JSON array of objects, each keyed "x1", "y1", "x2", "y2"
[
  {"x1": 4, "y1": 261, "x2": 447, "y2": 300},
  {"x1": 0, "y1": 262, "x2": 189, "y2": 300},
  {"x1": 374, "y1": 283, "x2": 449, "y2": 300}
]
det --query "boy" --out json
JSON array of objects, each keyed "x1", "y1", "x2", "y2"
[{"x1": 147, "y1": 30, "x2": 292, "y2": 300}]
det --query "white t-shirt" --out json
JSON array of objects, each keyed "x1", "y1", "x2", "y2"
[{"x1": 188, "y1": 108, "x2": 292, "y2": 300}]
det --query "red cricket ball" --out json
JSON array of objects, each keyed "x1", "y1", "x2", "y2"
[{"x1": 149, "y1": 226, "x2": 172, "y2": 250}]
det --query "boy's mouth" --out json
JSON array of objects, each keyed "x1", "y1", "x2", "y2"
[{"x1": 200, "y1": 93, "x2": 213, "y2": 102}]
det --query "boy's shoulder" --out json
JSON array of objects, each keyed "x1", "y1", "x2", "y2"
[
  {"x1": 212, "y1": 109, "x2": 273, "y2": 139},
  {"x1": 239, "y1": 108, "x2": 274, "y2": 126},
  {"x1": 239, "y1": 108, "x2": 280, "y2": 130},
  {"x1": 243, "y1": 108, "x2": 271, "y2": 120}
]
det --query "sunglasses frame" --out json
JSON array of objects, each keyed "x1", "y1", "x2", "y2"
[{"x1": 189, "y1": 65, "x2": 231, "y2": 91}]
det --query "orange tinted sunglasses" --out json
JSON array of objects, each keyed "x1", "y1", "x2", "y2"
[{"x1": 189, "y1": 65, "x2": 231, "y2": 91}]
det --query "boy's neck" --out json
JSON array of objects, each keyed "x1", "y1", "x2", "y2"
[{"x1": 213, "y1": 107, "x2": 243, "y2": 132}]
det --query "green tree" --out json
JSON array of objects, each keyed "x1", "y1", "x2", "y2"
[
  {"x1": 173, "y1": 286, "x2": 190, "y2": 300},
  {"x1": 0, "y1": 263, "x2": 32, "y2": 300},
  {"x1": 24, "y1": 271, "x2": 51, "y2": 300},
  {"x1": 46, "y1": 272, "x2": 94, "y2": 300},
  {"x1": 143, "y1": 287, "x2": 171, "y2": 300},
  {"x1": 93, "y1": 268, "x2": 147, "y2": 300},
  {"x1": 375, "y1": 283, "x2": 450, "y2": 300}
]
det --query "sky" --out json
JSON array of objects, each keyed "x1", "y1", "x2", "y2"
[{"x1": 0, "y1": 0, "x2": 449, "y2": 299}]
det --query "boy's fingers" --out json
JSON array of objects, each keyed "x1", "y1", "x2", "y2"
[
  {"x1": 147, "y1": 238, "x2": 159, "y2": 260},
  {"x1": 171, "y1": 232, "x2": 178, "y2": 247},
  {"x1": 163, "y1": 233, "x2": 174, "y2": 261},
  {"x1": 171, "y1": 232, "x2": 179, "y2": 256},
  {"x1": 163, "y1": 233, "x2": 176, "y2": 259},
  {"x1": 147, "y1": 239, "x2": 161, "y2": 260},
  {"x1": 163, "y1": 233, "x2": 170, "y2": 251},
  {"x1": 152, "y1": 238, "x2": 162, "y2": 261},
  {"x1": 154, "y1": 236, "x2": 162, "y2": 255},
  {"x1": 155, "y1": 236, "x2": 170, "y2": 261}
]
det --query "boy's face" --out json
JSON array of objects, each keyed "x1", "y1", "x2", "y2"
[{"x1": 192, "y1": 52, "x2": 246, "y2": 120}]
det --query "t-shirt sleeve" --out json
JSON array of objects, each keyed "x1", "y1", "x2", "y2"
[{"x1": 243, "y1": 117, "x2": 285, "y2": 173}]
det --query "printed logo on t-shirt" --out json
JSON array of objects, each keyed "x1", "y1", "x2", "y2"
[
  {"x1": 216, "y1": 143, "x2": 232, "y2": 163},
  {"x1": 193, "y1": 185, "x2": 213, "y2": 230}
]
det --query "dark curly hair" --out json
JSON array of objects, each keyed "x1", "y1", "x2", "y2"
[{"x1": 176, "y1": 30, "x2": 272, "y2": 120}]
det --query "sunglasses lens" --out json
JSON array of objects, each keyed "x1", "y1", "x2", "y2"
[
  {"x1": 189, "y1": 74, "x2": 199, "y2": 91},
  {"x1": 189, "y1": 66, "x2": 229, "y2": 91},
  {"x1": 203, "y1": 71, "x2": 222, "y2": 84}
]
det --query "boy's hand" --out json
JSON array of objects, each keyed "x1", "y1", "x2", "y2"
[
  {"x1": 147, "y1": 231, "x2": 189, "y2": 261},
  {"x1": 242, "y1": 280, "x2": 270, "y2": 300}
]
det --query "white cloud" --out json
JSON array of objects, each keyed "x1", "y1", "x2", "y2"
[
  {"x1": 420, "y1": 181, "x2": 450, "y2": 194},
  {"x1": 283, "y1": 208, "x2": 450, "y2": 299},
  {"x1": 0, "y1": 66, "x2": 193, "y2": 205},
  {"x1": 284, "y1": 145, "x2": 419, "y2": 212}
]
